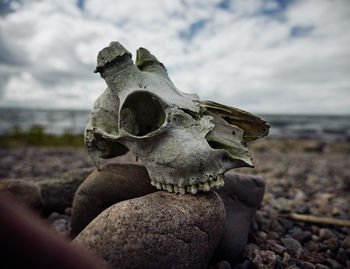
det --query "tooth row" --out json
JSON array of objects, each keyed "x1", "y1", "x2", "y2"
[{"x1": 150, "y1": 174, "x2": 224, "y2": 195}]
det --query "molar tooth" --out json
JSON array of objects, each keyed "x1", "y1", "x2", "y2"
[
  {"x1": 166, "y1": 184, "x2": 174, "y2": 193},
  {"x1": 209, "y1": 180, "x2": 215, "y2": 187},
  {"x1": 179, "y1": 187, "x2": 186, "y2": 195},
  {"x1": 198, "y1": 183, "x2": 204, "y2": 191},
  {"x1": 162, "y1": 183, "x2": 166, "y2": 190},
  {"x1": 217, "y1": 174, "x2": 224, "y2": 181},
  {"x1": 217, "y1": 178, "x2": 224, "y2": 188},
  {"x1": 213, "y1": 180, "x2": 221, "y2": 189},
  {"x1": 203, "y1": 182, "x2": 210, "y2": 192},
  {"x1": 190, "y1": 185, "x2": 198, "y2": 195},
  {"x1": 155, "y1": 182, "x2": 162, "y2": 190},
  {"x1": 174, "y1": 185, "x2": 179, "y2": 193}
]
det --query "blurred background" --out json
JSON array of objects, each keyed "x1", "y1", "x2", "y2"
[
  {"x1": 0, "y1": 0, "x2": 349, "y2": 140},
  {"x1": 1, "y1": 2, "x2": 350, "y2": 267}
]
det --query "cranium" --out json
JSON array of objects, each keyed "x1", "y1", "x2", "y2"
[{"x1": 85, "y1": 42, "x2": 269, "y2": 195}]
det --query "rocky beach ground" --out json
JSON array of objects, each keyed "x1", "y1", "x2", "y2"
[{"x1": 0, "y1": 138, "x2": 349, "y2": 268}]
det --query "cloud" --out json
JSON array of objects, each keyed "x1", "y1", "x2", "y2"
[{"x1": 0, "y1": 0, "x2": 349, "y2": 114}]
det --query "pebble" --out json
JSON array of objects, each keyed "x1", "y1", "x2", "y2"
[
  {"x1": 312, "y1": 235, "x2": 319, "y2": 241},
  {"x1": 48, "y1": 212, "x2": 69, "y2": 222},
  {"x1": 290, "y1": 231, "x2": 312, "y2": 244},
  {"x1": 318, "y1": 228, "x2": 335, "y2": 241},
  {"x1": 64, "y1": 207, "x2": 72, "y2": 216},
  {"x1": 51, "y1": 218, "x2": 71, "y2": 237},
  {"x1": 296, "y1": 204, "x2": 311, "y2": 214},
  {"x1": 325, "y1": 259, "x2": 342, "y2": 269},
  {"x1": 335, "y1": 248, "x2": 347, "y2": 264},
  {"x1": 267, "y1": 241, "x2": 286, "y2": 255},
  {"x1": 258, "y1": 231, "x2": 268, "y2": 240},
  {"x1": 255, "y1": 211, "x2": 270, "y2": 231},
  {"x1": 267, "y1": 231, "x2": 280, "y2": 240},
  {"x1": 341, "y1": 235, "x2": 350, "y2": 248},
  {"x1": 311, "y1": 226, "x2": 320, "y2": 234},
  {"x1": 314, "y1": 264, "x2": 329, "y2": 269},
  {"x1": 324, "y1": 250, "x2": 334, "y2": 259},
  {"x1": 214, "y1": 260, "x2": 232, "y2": 269},
  {"x1": 251, "y1": 250, "x2": 276, "y2": 269},
  {"x1": 279, "y1": 218, "x2": 294, "y2": 230},
  {"x1": 323, "y1": 237, "x2": 339, "y2": 250},
  {"x1": 270, "y1": 219, "x2": 284, "y2": 233},
  {"x1": 294, "y1": 189, "x2": 306, "y2": 202},
  {"x1": 281, "y1": 237, "x2": 302, "y2": 256},
  {"x1": 301, "y1": 261, "x2": 315, "y2": 269},
  {"x1": 288, "y1": 227, "x2": 302, "y2": 234},
  {"x1": 281, "y1": 252, "x2": 291, "y2": 265}
]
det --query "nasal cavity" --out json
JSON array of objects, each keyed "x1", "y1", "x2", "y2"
[{"x1": 120, "y1": 91, "x2": 165, "y2": 136}]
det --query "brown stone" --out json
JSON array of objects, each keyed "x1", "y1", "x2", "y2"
[
  {"x1": 71, "y1": 163, "x2": 156, "y2": 236},
  {"x1": 0, "y1": 179, "x2": 43, "y2": 211},
  {"x1": 251, "y1": 250, "x2": 277, "y2": 269},
  {"x1": 73, "y1": 191, "x2": 225, "y2": 269},
  {"x1": 341, "y1": 235, "x2": 350, "y2": 248}
]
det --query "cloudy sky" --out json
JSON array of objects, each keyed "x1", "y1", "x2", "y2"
[{"x1": 0, "y1": 0, "x2": 349, "y2": 114}]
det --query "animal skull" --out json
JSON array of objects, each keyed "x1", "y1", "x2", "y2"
[{"x1": 85, "y1": 42, "x2": 269, "y2": 195}]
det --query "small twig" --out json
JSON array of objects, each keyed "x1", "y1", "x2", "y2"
[{"x1": 280, "y1": 213, "x2": 350, "y2": 227}]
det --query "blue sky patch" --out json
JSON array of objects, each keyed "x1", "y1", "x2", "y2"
[
  {"x1": 77, "y1": 0, "x2": 85, "y2": 10},
  {"x1": 179, "y1": 19, "x2": 209, "y2": 41},
  {"x1": 217, "y1": 0, "x2": 230, "y2": 10},
  {"x1": 290, "y1": 25, "x2": 314, "y2": 37}
]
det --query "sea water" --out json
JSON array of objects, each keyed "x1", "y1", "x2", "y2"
[{"x1": 0, "y1": 108, "x2": 349, "y2": 140}]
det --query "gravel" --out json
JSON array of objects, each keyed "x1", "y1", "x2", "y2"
[{"x1": 1, "y1": 139, "x2": 349, "y2": 268}]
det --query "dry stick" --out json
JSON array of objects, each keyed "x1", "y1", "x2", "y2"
[{"x1": 280, "y1": 213, "x2": 350, "y2": 227}]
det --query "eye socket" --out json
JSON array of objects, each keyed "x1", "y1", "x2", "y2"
[{"x1": 120, "y1": 91, "x2": 165, "y2": 136}]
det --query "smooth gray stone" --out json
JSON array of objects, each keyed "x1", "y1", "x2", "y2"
[{"x1": 212, "y1": 172, "x2": 265, "y2": 266}]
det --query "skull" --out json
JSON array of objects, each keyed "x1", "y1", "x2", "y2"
[{"x1": 85, "y1": 42, "x2": 269, "y2": 195}]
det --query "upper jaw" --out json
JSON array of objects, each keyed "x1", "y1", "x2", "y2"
[{"x1": 150, "y1": 173, "x2": 225, "y2": 195}]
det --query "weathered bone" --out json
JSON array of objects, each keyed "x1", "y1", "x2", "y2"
[{"x1": 85, "y1": 41, "x2": 269, "y2": 194}]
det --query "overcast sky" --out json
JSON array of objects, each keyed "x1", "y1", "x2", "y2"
[{"x1": 0, "y1": 0, "x2": 349, "y2": 114}]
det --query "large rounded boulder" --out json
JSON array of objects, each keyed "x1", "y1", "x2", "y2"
[{"x1": 73, "y1": 191, "x2": 225, "y2": 269}]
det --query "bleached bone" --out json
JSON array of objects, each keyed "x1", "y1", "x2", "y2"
[{"x1": 85, "y1": 42, "x2": 269, "y2": 194}]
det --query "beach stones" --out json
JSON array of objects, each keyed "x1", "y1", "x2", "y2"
[
  {"x1": 212, "y1": 172, "x2": 265, "y2": 266},
  {"x1": 73, "y1": 191, "x2": 226, "y2": 269},
  {"x1": 0, "y1": 168, "x2": 94, "y2": 213},
  {"x1": 71, "y1": 163, "x2": 156, "y2": 236},
  {"x1": 36, "y1": 167, "x2": 94, "y2": 213},
  {"x1": 72, "y1": 167, "x2": 265, "y2": 266},
  {"x1": 0, "y1": 179, "x2": 43, "y2": 211}
]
